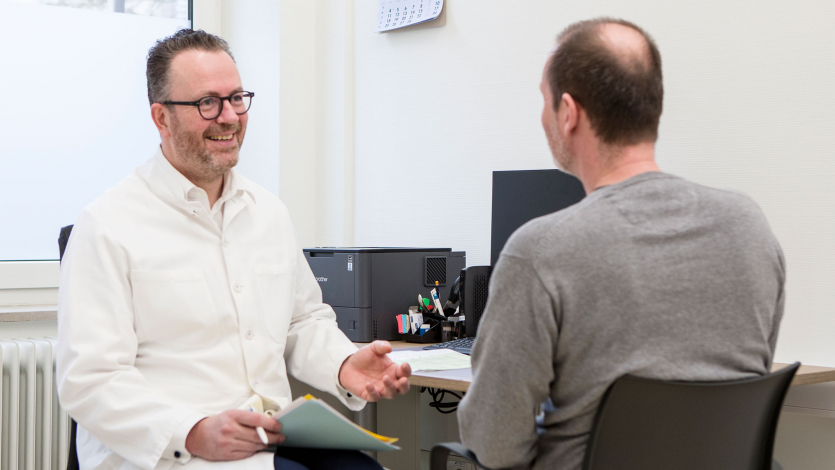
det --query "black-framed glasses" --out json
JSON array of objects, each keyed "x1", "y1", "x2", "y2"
[{"x1": 163, "y1": 91, "x2": 254, "y2": 120}]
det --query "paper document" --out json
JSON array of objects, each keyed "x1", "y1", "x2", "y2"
[
  {"x1": 273, "y1": 395, "x2": 400, "y2": 451},
  {"x1": 375, "y1": 0, "x2": 444, "y2": 32},
  {"x1": 388, "y1": 349, "x2": 471, "y2": 371},
  {"x1": 239, "y1": 394, "x2": 399, "y2": 451}
]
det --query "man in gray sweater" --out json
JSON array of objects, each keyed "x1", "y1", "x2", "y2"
[{"x1": 457, "y1": 18, "x2": 785, "y2": 470}]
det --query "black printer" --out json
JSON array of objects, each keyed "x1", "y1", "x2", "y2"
[{"x1": 303, "y1": 248, "x2": 466, "y2": 342}]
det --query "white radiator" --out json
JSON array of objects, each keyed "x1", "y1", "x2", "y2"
[{"x1": 1, "y1": 337, "x2": 71, "y2": 470}]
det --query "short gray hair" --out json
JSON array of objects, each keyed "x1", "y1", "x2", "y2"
[{"x1": 146, "y1": 29, "x2": 234, "y2": 105}]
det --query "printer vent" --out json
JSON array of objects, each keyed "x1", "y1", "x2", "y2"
[{"x1": 424, "y1": 256, "x2": 447, "y2": 286}]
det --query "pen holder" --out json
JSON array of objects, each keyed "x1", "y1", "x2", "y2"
[
  {"x1": 440, "y1": 321, "x2": 455, "y2": 343},
  {"x1": 402, "y1": 327, "x2": 441, "y2": 343}
]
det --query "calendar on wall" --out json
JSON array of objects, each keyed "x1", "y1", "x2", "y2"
[{"x1": 375, "y1": 0, "x2": 444, "y2": 32}]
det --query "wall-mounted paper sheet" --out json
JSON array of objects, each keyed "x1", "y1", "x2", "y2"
[{"x1": 375, "y1": 0, "x2": 444, "y2": 32}]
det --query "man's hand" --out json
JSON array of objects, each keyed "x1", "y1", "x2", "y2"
[
  {"x1": 338, "y1": 340, "x2": 412, "y2": 401},
  {"x1": 185, "y1": 410, "x2": 284, "y2": 461}
]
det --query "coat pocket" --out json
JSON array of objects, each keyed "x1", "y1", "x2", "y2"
[
  {"x1": 131, "y1": 269, "x2": 221, "y2": 349},
  {"x1": 253, "y1": 263, "x2": 296, "y2": 342}
]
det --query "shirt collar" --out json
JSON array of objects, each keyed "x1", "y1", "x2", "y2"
[{"x1": 140, "y1": 146, "x2": 257, "y2": 206}]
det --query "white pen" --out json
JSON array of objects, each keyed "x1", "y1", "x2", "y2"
[
  {"x1": 246, "y1": 406, "x2": 270, "y2": 445},
  {"x1": 255, "y1": 426, "x2": 269, "y2": 445}
]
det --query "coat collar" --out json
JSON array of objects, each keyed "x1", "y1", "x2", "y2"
[{"x1": 137, "y1": 147, "x2": 257, "y2": 209}]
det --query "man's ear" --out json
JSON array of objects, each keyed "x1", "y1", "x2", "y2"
[
  {"x1": 151, "y1": 103, "x2": 172, "y2": 138},
  {"x1": 559, "y1": 92, "x2": 580, "y2": 137}
]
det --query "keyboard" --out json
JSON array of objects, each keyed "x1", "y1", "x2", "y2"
[{"x1": 423, "y1": 337, "x2": 475, "y2": 355}]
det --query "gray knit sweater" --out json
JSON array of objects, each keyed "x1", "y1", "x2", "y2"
[{"x1": 458, "y1": 172, "x2": 785, "y2": 470}]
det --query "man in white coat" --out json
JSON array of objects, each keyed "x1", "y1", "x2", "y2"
[{"x1": 57, "y1": 29, "x2": 410, "y2": 470}]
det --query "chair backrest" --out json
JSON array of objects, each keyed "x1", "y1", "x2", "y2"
[
  {"x1": 58, "y1": 225, "x2": 80, "y2": 470},
  {"x1": 58, "y1": 225, "x2": 73, "y2": 262},
  {"x1": 583, "y1": 362, "x2": 800, "y2": 470}
]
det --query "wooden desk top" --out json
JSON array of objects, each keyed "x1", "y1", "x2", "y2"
[
  {"x1": 773, "y1": 363, "x2": 835, "y2": 386},
  {"x1": 369, "y1": 341, "x2": 835, "y2": 392}
]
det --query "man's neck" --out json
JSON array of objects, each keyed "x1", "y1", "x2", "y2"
[
  {"x1": 200, "y1": 177, "x2": 225, "y2": 209},
  {"x1": 575, "y1": 141, "x2": 660, "y2": 193},
  {"x1": 160, "y1": 143, "x2": 225, "y2": 208}
]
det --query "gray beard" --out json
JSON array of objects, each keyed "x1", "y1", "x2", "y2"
[{"x1": 170, "y1": 116, "x2": 240, "y2": 184}]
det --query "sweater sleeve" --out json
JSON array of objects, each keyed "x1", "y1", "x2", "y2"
[
  {"x1": 457, "y1": 253, "x2": 559, "y2": 469},
  {"x1": 767, "y1": 244, "x2": 787, "y2": 363}
]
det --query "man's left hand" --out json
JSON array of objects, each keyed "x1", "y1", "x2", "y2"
[{"x1": 338, "y1": 341, "x2": 411, "y2": 401}]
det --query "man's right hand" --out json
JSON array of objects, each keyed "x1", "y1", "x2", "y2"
[{"x1": 185, "y1": 410, "x2": 284, "y2": 461}]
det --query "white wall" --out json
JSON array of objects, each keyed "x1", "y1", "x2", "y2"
[
  {"x1": 352, "y1": 0, "x2": 549, "y2": 262},
  {"x1": 207, "y1": 0, "x2": 357, "y2": 247},
  {"x1": 219, "y1": 0, "x2": 282, "y2": 199},
  {"x1": 348, "y1": 0, "x2": 835, "y2": 369},
  {"x1": 195, "y1": 0, "x2": 282, "y2": 200},
  {"x1": 315, "y1": 0, "x2": 357, "y2": 247}
]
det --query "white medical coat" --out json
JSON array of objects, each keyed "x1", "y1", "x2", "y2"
[{"x1": 57, "y1": 150, "x2": 364, "y2": 470}]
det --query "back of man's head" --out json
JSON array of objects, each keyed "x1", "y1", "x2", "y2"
[
  {"x1": 146, "y1": 28, "x2": 234, "y2": 105},
  {"x1": 547, "y1": 18, "x2": 663, "y2": 146}
]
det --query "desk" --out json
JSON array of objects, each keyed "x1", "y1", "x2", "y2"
[
  {"x1": 384, "y1": 340, "x2": 472, "y2": 392},
  {"x1": 371, "y1": 342, "x2": 835, "y2": 470},
  {"x1": 407, "y1": 361, "x2": 835, "y2": 391},
  {"x1": 388, "y1": 340, "x2": 835, "y2": 391},
  {"x1": 776, "y1": 363, "x2": 835, "y2": 386}
]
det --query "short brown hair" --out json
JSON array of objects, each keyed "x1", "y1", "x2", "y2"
[
  {"x1": 146, "y1": 29, "x2": 234, "y2": 105},
  {"x1": 547, "y1": 18, "x2": 663, "y2": 145}
]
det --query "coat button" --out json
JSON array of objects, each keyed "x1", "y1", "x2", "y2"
[
  {"x1": 246, "y1": 329, "x2": 254, "y2": 340},
  {"x1": 234, "y1": 283, "x2": 243, "y2": 293},
  {"x1": 174, "y1": 451, "x2": 181, "y2": 458}
]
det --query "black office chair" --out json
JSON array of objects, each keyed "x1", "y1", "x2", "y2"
[
  {"x1": 58, "y1": 224, "x2": 80, "y2": 470},
  {"x1": 430, "y1": 362, "x2": 800, "y2": 470}
]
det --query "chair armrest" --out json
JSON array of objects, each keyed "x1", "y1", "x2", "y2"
[{"x1": 430, "y1": 442, "x2": 489, "y2": 470}]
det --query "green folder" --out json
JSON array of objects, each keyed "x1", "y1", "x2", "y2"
[{"x1": 274, "y1": 395, "x2": 400, "y2": 451}]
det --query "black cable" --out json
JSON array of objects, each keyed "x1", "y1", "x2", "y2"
[{"x1": 420, "y1": 387, "x2": 465, "y2": 414}]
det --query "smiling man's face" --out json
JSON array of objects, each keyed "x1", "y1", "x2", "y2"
[{"x1": 163, "y1": 49, "x2": 247, "y2": 184}]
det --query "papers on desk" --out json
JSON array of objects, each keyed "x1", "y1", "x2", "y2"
[{"x1": 388, "y1": 349, "x2": 471, "y2": 371}]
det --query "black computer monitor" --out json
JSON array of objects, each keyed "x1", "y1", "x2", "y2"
[{"x1": 490, "y1": 169, "x2": 586, "y2": 267}]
